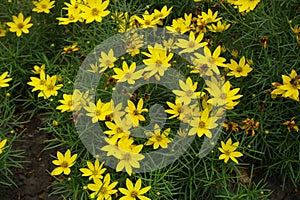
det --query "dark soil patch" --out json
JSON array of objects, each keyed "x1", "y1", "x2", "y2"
[{"x1": 4, "y1": 115, "x2": 59, "y2": 200}]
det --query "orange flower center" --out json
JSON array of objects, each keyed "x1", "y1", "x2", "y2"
[
  {"x1": 198, "y1": 121, "x2": 205, "y2": 128},
  {"x1": 61, "y1": 161, "x2": 69, "y2": 168},
  {"x1": 131, "y1": 191, "x2": 138, "y2": 198},
  {"x1": 18, "y1": 23, "x2": 24, "y2": 29}
]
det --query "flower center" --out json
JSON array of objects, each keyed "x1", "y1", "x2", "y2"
[
  {"x1": 236, "y1": 67, "x2": 243, "y2": 73},
  {"x1": 41, "y1": 4, "x2": 47, "y2": 9},
  {"x1": 198, "y1": 121, "x2": 205, "y2": 128},
  {"x1": 17, "y1": 23, "x2": 24, "y2": 29},
  {"x1": 133, "y1": 110, "x2": 139, "y2": 115},
  {"x1": 145, "y1": 20, "x2": 151, "y2": 25},
  {"x1": 220, "y1": 93, "x2": 226, "y2": 99},
  {"x1": 125, "y1": 73, "x2": 132, "y2": 79},
  {"x1": 131, "y1": 191, "x2": 138, "y2": 198},
  {"x1": 155, "y1": 135, "x2": 162, "y2": 142},
  {"x1": 185, "y1": 89, "x2": 194, "y2": 97},
  {"x1": 92, "y1": 8, "x2": 100, "y2": 16},
  {"x1": 156, "y1": 60, "x2": 162, "y2": 67},
  {"x1": 123, "y1": 153, "x2": 131, "y2": 161},
  {"x1": 188, "y1": 41, "x2": 196, "y2": 48},
  {"x1": 61, "y1": 161, "x2": 69, "y2": 168},
  {"x1": 47, "y1": 84, "x2": 55, "y2": 91}
]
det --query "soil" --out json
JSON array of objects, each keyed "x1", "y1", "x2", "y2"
[{"x1": 4, "y1": 115, "x2": 59, "y2": 200}]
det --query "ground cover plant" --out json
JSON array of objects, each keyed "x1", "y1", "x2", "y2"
[{"x1": 0, "y1": 0, "x2": 300, "y2": 199}]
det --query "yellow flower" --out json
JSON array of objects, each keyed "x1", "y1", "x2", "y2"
[
  {"x1": 234, "y1": 0, "x2": 261, "y2": 13},
  {"x1": 0, "y1": 23, "x2": 7, "y2": 37},
  {"x1": 125, "y1": 98, "x2": 148, "y2": 127},
  {"x1": 38, "y1": 75, "x2": 63, "y2": 99},
  {"x1": 218, "y1": 138, "x2": 243, "y2": 164},
  {"x1": 166, "y1": 13, "x2": 192, "y2": 34},
  {"x1": 188, "y1": 107, "x2": 218, "y2": 138},
  {"x1": 112, "y1": 61, "x2": 143, "y2": 84},
  {"x1": 227, "y1": 56, "x2": 253, "y2": 77},
  {"x1": 165, "y1": 99, "x2": 191, "y2": 120},
  {"x1": 27, "y1": 71, "x2": 46, "y2": 92},
  {"x1": 175, "y1": 31, "x2": 207, "y2": 54},
  {"x1": 291, "y1": 24, "x2": 300, "y2": 35},
  {"x1": 142, "y1": 44, "x2": 173, "y2": 79},
  {"x1": 199, "y1": 9, "x2": 221, "y2": 24},
  {"x1": 84, "y1": 99, "x2": 112, "y2": 123},
  {"x1": 31, "y1": 64, "x2": 46, "y2": 74},
  {"x1": 205, "y1": 78, "x2": 243, "y2": 110},
  {"x1": 0, "y1": 72, "x2": 12, "y2": 88},
  {"x1": 116, "y1": 144, "x2": 145, "y2": 176},
  {"x1": 134, "y1": 13, "x2": 161, "y2": 28},
  {"x1": 119, "y1": 178, "x2": 151, "y2": 200},
  {"x1": 57, "y1": 8, "x2": 82, "y2": 25},
  {"x1": 172, "y1": 77, "x2": 202, "y2": 105},
  {"x1": 80, "y1": 159, "x2": 106, "y2": 180},
  {"x1": 98, "y1": 49, "x2": 117, "y2": 72},
  {"x1": 0, "y1": 139, "x2": 8, "y2": 155},
  {"x1": 79, "y1": 0, "x2": 110, "y2": 23},
  {"x1": 32, "y1": 0, "x2": 55, "y2": 14},
  {"x1": 6, "y1": 13, "x2": 33, "y2": 37},
  {"x1": 241, "y1": 118, "x2": 259, "y2": 136},
  {"x1": 104, "y1": 117, "x2": 131, "y2": 140},
  {"x1": 56, "y1": 94, "x2": 73, "y2": 112},
  {"x1": 207, "y1": 21, "x2": 231, "y2": 33},
  {"x1": 145, "y1": 124, "x2": 172, "y2": 149},
  {"x1": 87, "y1": 173, "x2": 118, "y2": 200},
  {"x1": 153, "y1": 5, "x2": 172, "y2": 21},
  {"x1": 51, "y1": 149, "x2": 77, "y2": 176},
  {"x1": 61, "y1": 42, "x2": 80, "y2": 54}
]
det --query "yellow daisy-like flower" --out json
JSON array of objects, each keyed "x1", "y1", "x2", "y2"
[
  {"x1": 80, "y1": 159, "x2": 106, "y2": 181},
  {"x1": 188, "y1": 107, "x2": 218, "y2": 138},
  {"x1": 56, "y1": 94, "x2": 73, "y2": 112},
  {"x1": 60, "y1": 42, "x2": 80, "y2": 55},
  {"x1": 145, "y1": 124, "x2": 172, "y2": 149},
  {"x1": 79, "y1": 0, "x2": 110, "y2": 23},
  {"x1": 199, "y1": 9, "x2": 221, "y2": 24},
  {"x1": 87, "y1": 173, "x2": 118, "y2": 200},
  {"x1": 125, "y1": 98, "x2": 148, "y2": 127},
  {"x1": 0, "y1": 139, "x2": 8, "y2": 155},
  {"x1": 38, "y1": 75, "x2": 63, "y2": 99},
  {"x1": 227, "y1": 56, "x2": 253, "y2": 77},
  {"x1": 218, "y1": 138, "x2": 243, "y2": 164},
  {"x1": 207, "y1": 21, "x2": 231, "y2": 33},
  {"x1": 134, "y1": 12, "x2": 161, "y2": 28},
  {"x1": 166, "y1": 13, "x2": 192, "y2": 34},
  {"x1": 172, "y1": 77, "x2": 202, "y2": 105},
  {"x1": 51, "y1": 149, "x2": 77, "y2": 176},
  {"x1": 32, "y1": 0, "x2": 55, "y2": 14},
  {"x1": 175, "y1": 31, "x2": 207, "y2": 54},
  {"x1": 0, "y1": 23, "x2": 7, "y2": 37},
  {"x1": 99, "y1": 49, "x2": 118, "y2": 72},
  {"x1": 234, "y1": 0, "x2": 261, "y2": 13},
  {"x1": 31, "y1": 64, "x2": 46, "y2": 75},
  {"x1": 119, "y1": 178, "x2": 151, "y2": 200},
  {"x1": 112, "y1": 61, "x2": 143, "y2": 85},
  {"x1": 0, "y1": 72, "x2": 12, "y2": 88},
  {"x1": 6, "y1": 13, "x2": 33, "y2": 37},
  {"x1": 84, "y1": 99, "x2": 112, "y2": 123}
]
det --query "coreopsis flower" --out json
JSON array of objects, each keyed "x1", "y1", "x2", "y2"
[
  {"x1": 104, "y1": 117, "x2": 131, "y2": 140},
  {"x1": 116, "y1": 144, "x2": 145, "y2": 176},
  {"x1": 231, "y1": 49, "x2": 239, "y2": 57},
  {"x1": 84, "y1": 99, "x2": 112, "y2": 123},
  {"x1": 112, "y1": 61, "x2": 143, "y2": 84},
  {"x1": 56, "y1": 94, "x2": 73, "y2": 112},
  {"x1": 0, "y1": 72, "x2": 12, "y2": 88},
  {"x1": 205, "y1": 78, "x2": 243, "y2": 110},
  {"x1": 227, "y1": 56, "x2": 253, "y2": 77},
  {"x1": 172, "y1": 77, "x2": 202, "y2": 105},
  {"x1": 145, "y1": 124, "x2": 172, "y2": 149},
  {"x1": 153, "y1": 5, "x2": 172, "y2": 22},
  {"x1": 142, "y1": 44, "x2": 173, "y2": 80},
  {"x1": 188, "y1": 107, "x2": 218, "y2": 138},
  {"x1": 0, "y1": 139, "x2": 8, "y2": 155},
  {"x1": 125, "y1": 98, "x2": 148, "y2": 127},
  {"x1": 87, "y1": 173, "x2": 118, "y2": 200},
  {"x1": 32, "y1": 0, "x2": 55, "y2": 14},
  {"x1": 51, "y1": 149, "x2": 77, "y2": 176},
  {"x1": 165, "y1": 99, "x2": 192, "y2": 120},
  {"x1": 6, "y1": 13, "x2": 33, "y2": 37},
  {"x1": 134, "y1": 12, "x2": 160, "y2": 28},
  {"x1": 233, "y1": 0, "x2": 261, "y2": 13},
  {"x1": 38, "y1": 75, "x2": 63, "y2": 99},
  {"x1": 79, "y1": 0, "x2": 110, "y2": 23},
  {"x1": 175, "y1": 31, "x2": 207, "y2": 54},
  {"x1": 207, "y1": 21, "x2": 231, "y2": 33},
  {"x1": 283, "y1": 117, "x2": 299, "y2": 132},
  {"x1": 98, "y1": 49, "x2": 117, "y2": 72},
  {"x1": 72, "y1": 89, "x2": 91, "y2": 111},
  {"x1": 80, "y1": 159, "x2": 106, "y2": 180},
  {"x1": 31, "y1": 64, "x2": 45, "y2": 74},
  {"x1": 199, "y1": 9, "x2": 221, "y2": 24},
  {"x1": 101, "y1": 136, "x2": 134, "y2": 158},
  {"x1": 218, "y1": 138, "x2": 243, "y2": 164},
  {"x1": 271, "y1": 69, "x2": 300, "y2": 101},
  {"x1": 0, "y1": 23, "x2": 7, "y2": 37},
  {"x1": 57, "y1": 8, "x2": 82, "y2": 25},
  {"x1": 241, "y1": 118, "x2": 259, "y2": 136},
  {"x1": 27, "y1": 70, "x2": 46, "y2": 92},
  {"x1": 119, "y1": 178, "x2": 151, "y2": 200},
  {"x1": 166, "y1": 13, "x2": 192, "y2": 34},
  {"x1": 60, "y1": 42, "x2": 80, "y2": 54}
]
